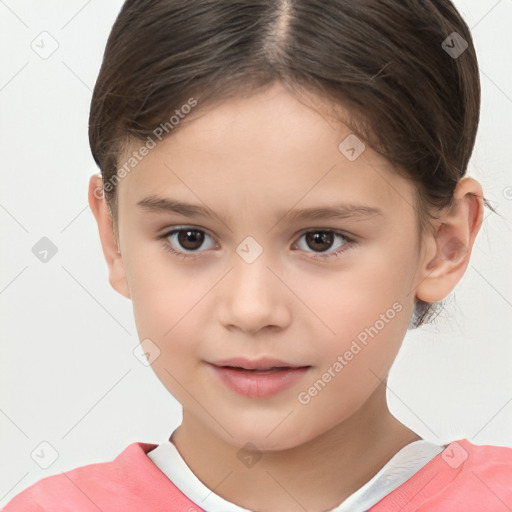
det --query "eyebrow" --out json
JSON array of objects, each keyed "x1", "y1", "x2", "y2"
[{"x1": 136, "y1": 195, "x2": 383, "y2": 224}]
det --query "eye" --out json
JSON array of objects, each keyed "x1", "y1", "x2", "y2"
[
  {"x1": 159, "y1": 227, "x2": 216, "y2": 259},
  {"x1": 294, "y1": 230, "x2": 353, "y2": 260},
  {"x1": 159, "y1": 227, "x2": 354, "y2": 261}
]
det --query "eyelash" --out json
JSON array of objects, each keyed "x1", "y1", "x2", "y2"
[{"x1": 158, "y1": 227, "x2": 355, "y2": 261}]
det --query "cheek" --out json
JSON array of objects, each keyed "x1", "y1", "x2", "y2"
[
  {"x1": 124, "y1": 249, "x2": 225, "y2": 373},
  {"x1": 123, "y1": 241, "x2": 196, "y2": 328},
  {"x1": 304, "y1": 264, "x2": 411, "y2": 342},
  {"x1": 296, "y1": 298, "x2": 408, "y2": 422},
  {"x1": 297, "y1": 252, "x2": 414, "y2": 379},
  {"x1": 125, "y1": 256, "x2": 206, "y2": 402},
  {"x1": 121, "y1": 255, "x2": 192, "y2": 375},
  {"x1": 319, "y1": 295, "x2": 407, "y2": 381}
]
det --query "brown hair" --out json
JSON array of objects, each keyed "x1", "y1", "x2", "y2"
[{"x1": 89, "y1": 0, "x2": 486, "y2": 328}]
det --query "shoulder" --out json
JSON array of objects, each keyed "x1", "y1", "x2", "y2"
[
  {"x1": 430, "y1": 439, "x2": 512, "y2": 510},
  {"x1": 2, "y1": 442, "x2": 199, "y2": 512},
  {"x1": 454, "y1": 438, "x2": 512, "y2": 482},
  {"x1": 371, "y1": 439, "x2": 512, "y2": 511}
]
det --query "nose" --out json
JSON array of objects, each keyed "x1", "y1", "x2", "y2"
[{"x1": 218, "y1": 252, "x2": 292, "y2": 335}]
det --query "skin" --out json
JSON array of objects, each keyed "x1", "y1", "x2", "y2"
[{"x1": 89, "y1": 82, "x2": 483, "y2": 511}]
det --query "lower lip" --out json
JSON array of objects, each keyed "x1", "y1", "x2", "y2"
[{"x1": 209, "y1": 364, "x2": 310, "y2": 398}]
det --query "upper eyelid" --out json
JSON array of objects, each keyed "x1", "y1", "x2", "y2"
[
  {"x1": 161, "y1": 226, "x2": 219, "y2": 243},
  {"x1": 161, "y1": 225, "x2": 352, "y2": 237}
]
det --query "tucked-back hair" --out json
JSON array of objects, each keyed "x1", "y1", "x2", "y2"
[{"x1": 89, "y1": 0, "x2": 482, "y2": 328}]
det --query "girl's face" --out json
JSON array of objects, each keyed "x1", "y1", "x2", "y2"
[{"x1": 116, "y1": 83, "x2": 426, "y2": 450}]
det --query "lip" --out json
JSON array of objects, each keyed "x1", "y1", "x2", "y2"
[
  {"x1": 211, "y1": 357, "x2": 304, "y2": 370},
  {"x1": 208, "y1": 357, "x2": 310, "y2": 398}
]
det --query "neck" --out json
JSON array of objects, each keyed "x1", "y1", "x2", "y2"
[{"x1": 171, "y1": 382, "x2": 422, "y2": 512}]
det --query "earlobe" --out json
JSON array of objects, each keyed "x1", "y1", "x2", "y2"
[
  {"x1": 415, "y1": 178, "x2": 484, "y2": 303},
  {"x1": 88, "y1": 174, "x2": 131, "y2": 299}
]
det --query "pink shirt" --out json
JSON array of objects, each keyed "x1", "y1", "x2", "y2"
[{"x1": 3, "y1": 439, "x2": 512, "y2": 511}]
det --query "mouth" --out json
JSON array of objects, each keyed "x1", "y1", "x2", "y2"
[
  {"x1": 222, "y1": 366, "x2": 295, "y2": 374},
  {"x1": 208, "y1": 357, "x2": 311, "y2": 398},
  {"x1": 211, "y1": 357, "x2": 307, "y2": 370}
]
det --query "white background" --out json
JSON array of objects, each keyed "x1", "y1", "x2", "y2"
[{"x1": 1, "y1": 0, "x2": 511, "y2": 506}]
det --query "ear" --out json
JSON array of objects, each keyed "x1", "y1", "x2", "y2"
[
  {"x1": 88, "y1": 174, "x2": 131, "y2": 299},
  {"x1": 415, "y1": 177, "x2": 484, "y2": 303}
]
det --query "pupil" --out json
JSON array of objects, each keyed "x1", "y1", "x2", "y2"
[
  {"x1": 306, "y1": 231, "x2": 333, "y2": 252},
  {"x1": 178, "y1": 230, "x2": 204, "y2": 250}
]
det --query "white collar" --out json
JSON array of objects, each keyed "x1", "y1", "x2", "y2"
[{"x1": 147, "y1": 434, "x2": 444, "y2": 512}]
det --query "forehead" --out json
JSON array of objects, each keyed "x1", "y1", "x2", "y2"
[{"x1": 117, "y1": 84, "x2": 417, "y2": 222}]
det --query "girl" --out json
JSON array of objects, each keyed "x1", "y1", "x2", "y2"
[{"x1": 5, "y1": 0, "x2": 512, "y2": 511}]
